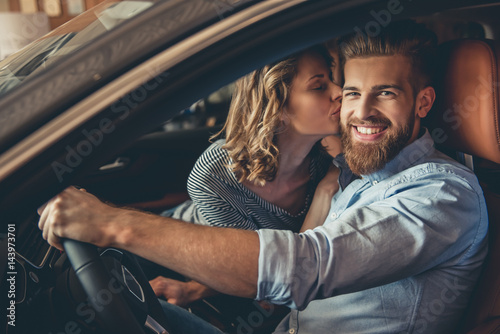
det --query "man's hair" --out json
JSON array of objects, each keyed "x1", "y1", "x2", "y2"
[
  {"x1": 339, "y1": 20, "x2": 437, "y2": 94},
  {"x1": 211, "y1": 45, "x2": 330, "y2": 186}
]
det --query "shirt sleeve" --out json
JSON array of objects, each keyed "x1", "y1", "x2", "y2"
[{"x1": 256, "y1": 173, "x2": 487, "y2": 310}]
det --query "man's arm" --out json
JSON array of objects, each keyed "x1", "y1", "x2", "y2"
[
  {"x1": 38, "y1": 187, "x2": 259, "y2": 298},
  {"x1": 256, "y1": 172, "x2": 487, "y2": 310}
]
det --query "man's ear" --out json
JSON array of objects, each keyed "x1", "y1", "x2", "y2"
[{"x1": 416, "y1": 86, "x2": 436, "y2": 118}]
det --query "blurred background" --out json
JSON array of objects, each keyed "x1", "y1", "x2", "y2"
[{"x1": 0, "y1": 0, "x2": 105, "y2": 60}]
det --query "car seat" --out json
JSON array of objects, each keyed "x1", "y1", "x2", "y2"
[{"x1": 426, "y1": 39, "x2": 500, "y2": 334}]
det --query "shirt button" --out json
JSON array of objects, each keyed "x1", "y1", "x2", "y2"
[
  {"x1": 289, "y1": 329, "x2": 296, "y2": 334},
  {"x1": 330, "y1": 212, "x2": 337, "y2": 219},
  {"x1": 372, "y1": 180, "x2": 378, "y2": 185}
]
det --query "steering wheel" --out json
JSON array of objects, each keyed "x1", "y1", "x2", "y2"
[{"x1": 62, "y1": 239, "x2": 172, "y2": 334}]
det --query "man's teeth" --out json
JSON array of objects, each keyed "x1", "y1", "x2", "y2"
[{"x1": 356, "y1": 126, "x2": 384, "y2": 135}]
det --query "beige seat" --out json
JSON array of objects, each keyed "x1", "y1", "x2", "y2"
[{"x1": 426, "y1": 39, "x2": 500, "y2": 334}]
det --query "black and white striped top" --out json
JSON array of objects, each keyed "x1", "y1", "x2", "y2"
[{"x1": 169, "y1": 139, "x2": 331, "y2": 232}]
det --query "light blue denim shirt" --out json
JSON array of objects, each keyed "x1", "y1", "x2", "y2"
[{"x1": 256, "y1": 130, "x2": 488, "y2": 334}]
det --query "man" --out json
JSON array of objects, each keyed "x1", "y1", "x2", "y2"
[{"x1": 39, "y1": 20, "x2": 488, "y2": 333}]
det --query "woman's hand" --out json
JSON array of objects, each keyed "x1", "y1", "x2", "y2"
[
  {"x1": 300, "y1": 165, "x2": 340, "y2": 232},
  {"x1": 149, "y1": 276, "x2": 218, "y2": 307},
  {"x1": 316, "y1": 164, "x2": 340, "y2": 196},
  {"x1": 321, "y1": 135, "x2": 342, "y2": 158}
]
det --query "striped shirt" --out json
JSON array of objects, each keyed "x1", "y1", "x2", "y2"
[{"x1": 169, "y1": 139, "x2": 331, "y2": 232}]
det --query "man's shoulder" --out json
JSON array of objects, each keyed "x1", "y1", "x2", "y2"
[
  {"x1": 389, "y1": 151, "x2": 482, "y2": 195},
  {"x1": 418, "y1": 148, "x2": 475, "y2": 179},
  {"x1": 385, "y1": 129, "x2": 475, "y2": 182}
]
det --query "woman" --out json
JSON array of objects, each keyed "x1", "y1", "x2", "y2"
[{"x1": 150, "y1": 44, "x2": 343, "y2": 309}]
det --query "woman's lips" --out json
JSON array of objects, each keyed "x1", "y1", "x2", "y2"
[{"x1": 331, "y1": 106, "x2": 341, "y2": 116}]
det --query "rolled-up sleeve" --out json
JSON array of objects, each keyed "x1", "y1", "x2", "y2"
[{"x1": 256, "y1": 172, "x2": 487, "y2": 310}]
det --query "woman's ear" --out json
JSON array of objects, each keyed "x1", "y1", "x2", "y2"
[
  {"x1": 276, "y1": 110, "x2": 290, "y2": 133},
  {"x1": 416, "y1": 86, "x2": 436, "y2": 118},
  {"x1": 281, "y1": 109, "x2": 290, "y2": 124}
]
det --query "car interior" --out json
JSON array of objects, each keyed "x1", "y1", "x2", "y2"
[
  {"x1": 3, "y1": 0, "x2": 500, "y2": 333},
  {"x1": 425, "y1": 38, "x2": 500, "y2": 333}
]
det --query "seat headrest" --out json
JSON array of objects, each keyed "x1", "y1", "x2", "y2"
[{"x1": 428, "y1": 39, "x2": 500, "y2": 164}]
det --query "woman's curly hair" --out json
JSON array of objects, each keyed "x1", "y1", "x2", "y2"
[{"x1": 211, "y1": 45, "x2": 331, "y2": 186}]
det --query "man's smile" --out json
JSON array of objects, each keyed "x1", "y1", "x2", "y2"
[{"x1": 352, "y1": 125, "x2": 388, "y2": 141}]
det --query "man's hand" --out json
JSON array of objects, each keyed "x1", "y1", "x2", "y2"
[{"x1": 37, "y1": 187, "x2": 119, "y2": 250}]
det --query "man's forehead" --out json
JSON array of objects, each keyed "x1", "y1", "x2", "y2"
[
  {"x1": 344, "y1": 54, "x2": 411, "y2": 66},
  {"x1": 343, "y1": 55, "x2": 412, "y2": 89}
]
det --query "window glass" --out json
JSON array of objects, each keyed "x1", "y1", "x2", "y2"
[{"x1": 0, "y1": 0, "x2": 155, "y2": 96}]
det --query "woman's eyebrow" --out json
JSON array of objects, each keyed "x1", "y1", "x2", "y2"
[{"x1": 307, "y1": 74, "x2": 325, "y2": 82}]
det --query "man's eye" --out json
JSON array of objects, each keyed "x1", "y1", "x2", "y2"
[
  {"x1": 344, "y1": 92, "x2": 359, "y2": 97},
  {"x1": 380, "y1": 91, "x2": 395, "y2": 96}
]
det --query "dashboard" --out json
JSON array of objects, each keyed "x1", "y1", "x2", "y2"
[{"x1": 2, "y1": 213, "x2": 163, "y2": 334}]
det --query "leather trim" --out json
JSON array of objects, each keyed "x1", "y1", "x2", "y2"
[{"x1": 429, "y1": 39, "x2": 500, "y2": 164}]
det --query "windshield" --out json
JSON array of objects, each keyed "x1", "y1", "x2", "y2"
[{"x1": 0, "y1": 0, "x2": 155, "y2": 97}]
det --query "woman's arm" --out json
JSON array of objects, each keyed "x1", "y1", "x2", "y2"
[{"x1": 300, "y1": 165, "x2": 340, "y2": 232}]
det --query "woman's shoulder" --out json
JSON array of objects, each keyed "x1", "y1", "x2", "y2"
[
  {"x1": 190, "y1": 139, "x2": 234, "y2": 182},
  {"x1": 197, "y1": 139, "x2": 230, "y2": 167}
]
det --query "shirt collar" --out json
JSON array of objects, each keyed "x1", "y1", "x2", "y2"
[
  {"x1": 335, "y1": 128, "x2": 435, "y2": 184},
  {"x1": 364, "y1": 128, "x2": 435, "y2": 183}
]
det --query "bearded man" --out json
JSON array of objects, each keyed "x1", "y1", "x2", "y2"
[{"x1": 39, "y1": 20, "x2": 488, "y2": 334}]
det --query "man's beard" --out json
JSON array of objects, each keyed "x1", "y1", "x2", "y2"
[{"x1": 341, "y1": 113, "x2": 415, "y2": 176}]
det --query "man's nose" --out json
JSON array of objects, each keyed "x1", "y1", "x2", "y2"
[{"x1": 353, "y1": 96, "x2": 378, "y2": 120}]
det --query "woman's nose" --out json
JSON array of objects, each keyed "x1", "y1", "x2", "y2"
[{"x1": 331, "y1": 82, "x2": 342, "y2": 101}]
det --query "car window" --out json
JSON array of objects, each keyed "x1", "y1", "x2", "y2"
[
  {"x1": 0, "y1": 0, "x2": 155, "y2": 97},
  {"x1": 162, "y1": 83, "x2": 235, "y2": 132}
]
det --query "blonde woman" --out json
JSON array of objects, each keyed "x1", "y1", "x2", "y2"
[{"x1": 150, "y1": 44, "x2": 343, "y2": 308}]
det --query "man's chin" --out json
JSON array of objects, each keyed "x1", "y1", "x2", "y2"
[
  {"x1": 344, "y1": 143, "x2": 388, "y2": 176},
  {"x1": 341, "y1": 116, "x2": 415, "y2": 176}
]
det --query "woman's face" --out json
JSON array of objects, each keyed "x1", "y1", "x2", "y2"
[{"x1": 284, "y1": 51, "x2": 342, "y2": 140}]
